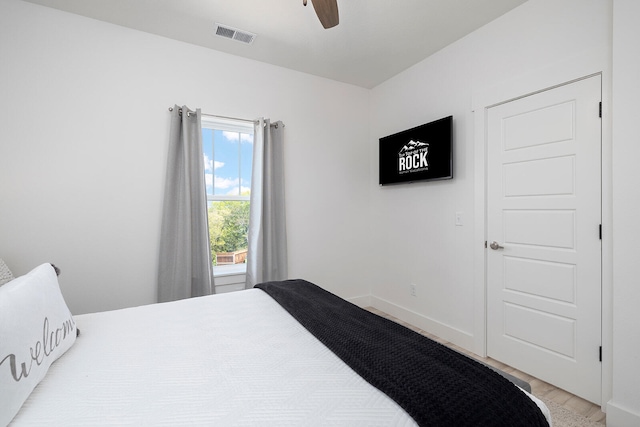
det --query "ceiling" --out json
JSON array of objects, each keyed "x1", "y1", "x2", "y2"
[{"x1": 22, "y1": 0, "x2": 527, "y2": 88}]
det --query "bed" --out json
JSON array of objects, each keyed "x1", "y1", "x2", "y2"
[{"x1": 1, "y1": 264, "x2": 551, "y2": 426}]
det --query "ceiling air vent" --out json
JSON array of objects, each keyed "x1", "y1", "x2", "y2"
[{"x1": 214, "y1": 23, "x2": 256, "y2": 45}]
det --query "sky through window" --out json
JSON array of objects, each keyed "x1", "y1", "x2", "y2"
[{"x1": 203, "y1": 129, "x2": 253, "y2": 197}]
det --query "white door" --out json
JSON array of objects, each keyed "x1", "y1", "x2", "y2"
[{"x1": 486, "y1": 75, "x2": 602, "y2": 404}]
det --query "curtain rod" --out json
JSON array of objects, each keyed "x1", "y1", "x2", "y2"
[
  {"x1": 168, "y1": 106, "x2": 256, "y2": 124},
  {"x1": 168, "y1": 107, "x2": 284, "y2": 128}
]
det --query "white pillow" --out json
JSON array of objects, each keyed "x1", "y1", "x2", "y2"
[
  {"x1": 0, "y1": 258, "x2": 13, "y2": 286},
  {"x1": 0, "y1": 263, "x2": 77, "y2": 426}
]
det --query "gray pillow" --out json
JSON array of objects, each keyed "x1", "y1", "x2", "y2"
[{"x1": 0, "y1": 258, "x2": 14, "y2": 286}]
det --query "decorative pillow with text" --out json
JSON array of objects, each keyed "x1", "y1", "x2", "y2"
[{"x1": 0, "y1": 263, "x2": 77, "y2": 426}]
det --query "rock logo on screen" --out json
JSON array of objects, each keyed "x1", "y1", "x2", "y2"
[{"x1": 398, "y1": 140, "x2": 429, "y2": 174}]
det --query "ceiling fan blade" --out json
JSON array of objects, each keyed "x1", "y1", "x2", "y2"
[{"x1": 311, "y1": 0, "x2": 339, "y2": 29}]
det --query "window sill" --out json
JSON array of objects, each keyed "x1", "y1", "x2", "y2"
[{"x1": 213, "y1": 264, "x2": 247, "y2": 278}]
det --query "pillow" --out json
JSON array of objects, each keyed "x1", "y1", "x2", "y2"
[
  {"x1": 0, "y1": 258, "x2": 13, "y2": 286},
  {"x1": 0, "y1": 263, "x2": 77, "y2": 426}
]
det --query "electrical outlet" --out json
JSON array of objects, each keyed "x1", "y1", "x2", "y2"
[{"x1": 410, "y1": 283, "x2": 417, "y2": 297}]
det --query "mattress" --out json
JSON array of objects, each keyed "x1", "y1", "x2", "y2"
[{"x1": 10, "y1": 288, "x2": 550, "y2": 426}]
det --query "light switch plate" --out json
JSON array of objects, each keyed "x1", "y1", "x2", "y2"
[{"x1": 455, "y1": 211, "x2": 463, "y2": 226}]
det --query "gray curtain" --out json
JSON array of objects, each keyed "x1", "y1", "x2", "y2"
[
  {"x1": 158, "y1": 105, "x2": 214, "y2": 302},
  {"x1": 245, "y1": 119, "x2": 288, "y2": 288}
]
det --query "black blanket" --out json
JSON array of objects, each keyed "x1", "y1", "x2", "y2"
[{"x1": 255, "y1": 279, "x2": 549, "y2": 427}]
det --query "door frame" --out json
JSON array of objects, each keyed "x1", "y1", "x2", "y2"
[{"x1": 471, "y1": 58, "x2": 612, "y2": 407}]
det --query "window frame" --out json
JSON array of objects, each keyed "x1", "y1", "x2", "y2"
[{"x1": 201, "y1": 116, "x2": 254, "y2": 276}]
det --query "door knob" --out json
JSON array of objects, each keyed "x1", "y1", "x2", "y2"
[{"x1": 489, "y1": 241, "x2": 504, "y2": 250}]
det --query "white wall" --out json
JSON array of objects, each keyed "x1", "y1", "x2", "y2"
[
  {"x1": 369, "y1": 0, "x2": 640, "y2": 423},
  {"x1": 0, "y1": 0, "x2": 373, "y2": 314},
  {"x1": 609, "y1": 1, "x2": 640, "y2": 424},
  {"x1": 369, "y1": 0, "x2": 611, "y2": 346}
]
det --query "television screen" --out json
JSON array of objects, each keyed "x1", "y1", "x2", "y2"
[{"x1": 379, "y1": 116, "x2": 453, "y2": 186}]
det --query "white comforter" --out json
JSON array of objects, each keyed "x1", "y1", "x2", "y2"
[
  {"x1": 11, "y1": 289, "x2": 550, "y2": 426},
  {"x1": 12, "y1": 289, "x2": 418, "y2": 426}
]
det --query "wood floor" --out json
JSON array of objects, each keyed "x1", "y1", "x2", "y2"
[{"x1": 365, "y1": 307, "x2": 606, "y2": 425}]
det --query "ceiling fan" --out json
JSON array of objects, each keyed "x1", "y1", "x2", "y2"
[{"x1": 303, "y1": 0, "x2": 339, "y2": 29}]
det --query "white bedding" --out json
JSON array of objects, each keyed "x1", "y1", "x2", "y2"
[
  {"x1": 12, "y1": 289, "x2": 417, "y2": 426},
  {"x1": 10, "y1": 289, "x2": 550, "y2": 426}
]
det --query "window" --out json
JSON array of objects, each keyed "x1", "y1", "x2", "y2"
[{"x1": 201, "y1": 117, "x2": 253, "y2": 273}]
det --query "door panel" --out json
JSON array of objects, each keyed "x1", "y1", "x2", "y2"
[
  {"x1": 504, "y1": 209, "x2": 575, "y2": 248},
  {"x1": 503, "y1": 101, "x2": 575, "y2": 150},
  {"x1": 487, "y1": 76, "x2": 602, "y2": 404},
  {"x1": 503, "y1": 257, "x2": 576, "y2": 303},
  {"x1": 503, "y1": 303, "x2": 576, "y2": 357},
  {"x1": 504, "y1": 156, "x2": 575, "y2": 196}
]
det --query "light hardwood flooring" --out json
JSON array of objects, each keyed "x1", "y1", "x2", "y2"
[{"x1": 365, "y1": 307, "x2": 606, "y2": 425}]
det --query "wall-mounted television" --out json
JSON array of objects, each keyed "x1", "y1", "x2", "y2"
[{"x1": 379, "y1": 116, "x2": 453, "y2": 186}]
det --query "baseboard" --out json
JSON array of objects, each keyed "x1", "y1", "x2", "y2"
[
  {"x1": 347, "y1": 294, "x2": 372, "y2": 308},
  {"x1": 369, "y1": 295, "x2": 475, "y2": 352},
  {"x1": 606, "y1": 400, "x2": 640, "y2": 427}
]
